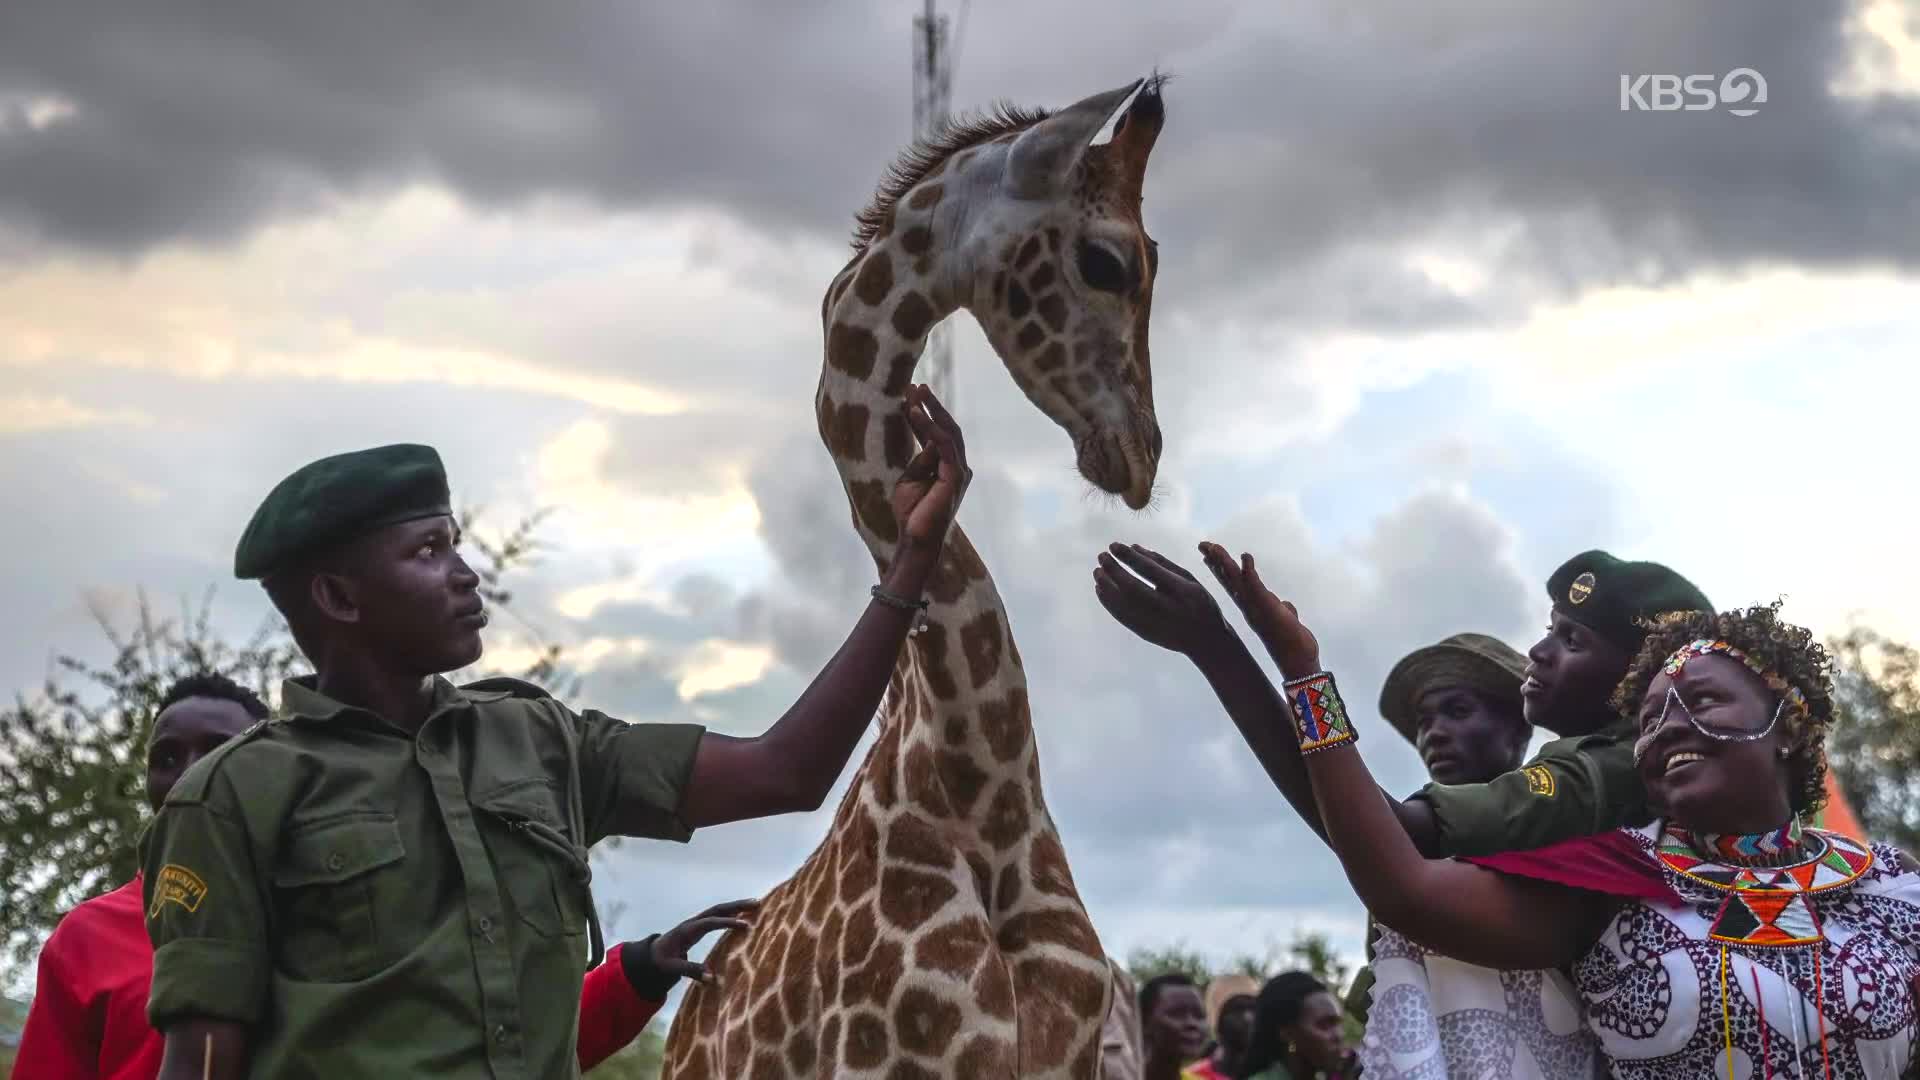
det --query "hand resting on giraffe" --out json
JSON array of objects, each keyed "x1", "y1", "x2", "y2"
[{"x1": 888, "y1": 383, "x2": 972, "y2": 574}]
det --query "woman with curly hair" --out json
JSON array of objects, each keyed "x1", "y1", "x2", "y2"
[{"x1": 1208, "y1": 564, "x2": 1920, "y2": 1078}]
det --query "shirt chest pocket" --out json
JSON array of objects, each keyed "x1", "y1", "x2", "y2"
[
  {"x1": 272, "y1": 814, "x2": 407, "y2": 982},
  {"x1": 473, "y1": 778, "x2": 588, "y2": 940}
]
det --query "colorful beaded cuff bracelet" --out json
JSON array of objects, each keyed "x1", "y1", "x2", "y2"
[{"x1": 1283, "y1": 671, "x2": 1357, "y2": 754}]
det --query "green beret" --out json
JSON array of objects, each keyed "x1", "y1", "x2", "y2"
[
  {"x1": 234, "y1": 444, "x2": 452, "y2": 580},
  {"x1": 1546, "y1": 549, "x2": 1710, "y2": 654},
  {"x1": 1378, "y1": 632, "x2": 1527, "y2": 745}
]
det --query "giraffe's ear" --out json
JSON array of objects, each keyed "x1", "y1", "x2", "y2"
[{"x1": 1003, "y1": 79, "x2": 1144, "y2": 200}]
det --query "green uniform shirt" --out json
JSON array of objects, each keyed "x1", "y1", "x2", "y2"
[
  {"x1": 1409, "y1": 721, "x2": 1648, "y2": 858},
  {"x1": 141, "y1": 675, "x2": 703, "y2": 1079}
]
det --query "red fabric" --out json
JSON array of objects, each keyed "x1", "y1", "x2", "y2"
[
  {"x1": 1464, "y1": 830, "x2": 1682, "y2": 905},
  {"x1": 17, "y1": 876, "x2": 662, "y2": 1078},
  {"x1": 15, "y1": 877, "x2": 161, "y2": 1080},
  {"x1": 575, "y1": 942, "x2": 666, "y2": 1071}
]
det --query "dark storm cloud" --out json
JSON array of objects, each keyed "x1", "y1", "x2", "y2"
[{"x1": 3, "y1": 0, "x2": 1913, "y2": 326}]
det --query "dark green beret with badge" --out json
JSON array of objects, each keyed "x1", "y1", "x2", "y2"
[
  {"x1": 1378, "y1": 632, "x2": 1528, "y2": 745},
  {"x1": 1547, "y1": 549, "x2": 1711, "y2": 654},
  {"x1": 233, "y1": 444, "x2": 452, "y2": 580}
]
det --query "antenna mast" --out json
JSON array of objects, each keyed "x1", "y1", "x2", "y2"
[{"x1": 912, "y1": 0, "x2": 955, "y2": 410}]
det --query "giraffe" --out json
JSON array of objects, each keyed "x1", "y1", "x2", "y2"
[{"x1": 664, "y1": 75, "x2": 1168, "y2": 1079}]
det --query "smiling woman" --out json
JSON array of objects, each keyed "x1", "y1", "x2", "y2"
[{"x1": 1239, "y1": 589, "x2": 1920, "y2": 1078}]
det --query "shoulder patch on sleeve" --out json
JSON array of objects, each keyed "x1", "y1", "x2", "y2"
[
  {"x1": 162, "y1": 719, "x2": 274, "y2": 806},
  {"x1": 148, "y1": 864, "x2": 210, "y2": 919},
  {"x1": 460, "y1": 675, "x2": 553, "y2": 701},
  {"x1": 1524, "y1": 764, "x2": 1557, "y2": 797}
]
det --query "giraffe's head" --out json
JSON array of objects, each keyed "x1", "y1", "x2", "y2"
[
  {"x1": 969, "y1": 78, "x2": 1166, "y2": 509},
  {"x1": 847, "y1": 78, "x2": 1166, "y2": 509}
]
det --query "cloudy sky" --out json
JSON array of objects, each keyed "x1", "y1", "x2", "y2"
[{"x1": 6, "y1": 0, "x2": 1919, "y2": 992}]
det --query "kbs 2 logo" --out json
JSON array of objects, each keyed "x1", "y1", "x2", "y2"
[{"x1": 1619, "y1": 68, "x2": 1767, "y2": 116}]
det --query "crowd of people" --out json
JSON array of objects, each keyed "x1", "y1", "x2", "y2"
[{"x1": 16, "y1": 388, "x2": 1920, "y2": 1078}]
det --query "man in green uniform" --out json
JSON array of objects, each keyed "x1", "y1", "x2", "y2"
[
  {"x1": 144, "y1": 385, "x2": 970, "y2": 1079},
  {"x1": 1088, "y1": 543, "x2": 1709, "y2": 858}
]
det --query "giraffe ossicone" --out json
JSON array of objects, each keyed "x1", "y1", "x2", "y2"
[{"x1": 665, "y1": 75, "x2": 1168, "y2": 1079}]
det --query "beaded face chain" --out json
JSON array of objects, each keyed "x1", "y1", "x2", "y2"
[
  {"x1": 1650, "y1": 638, "x2": 1809, "y2": 744},
  {"x1": 1663, "y1": 639, "x2": 1810, "y2": 717}
]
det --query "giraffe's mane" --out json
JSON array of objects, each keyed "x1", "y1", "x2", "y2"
[{"x1": 850, "y1": 101, "x2": 1051, "y2": 252}]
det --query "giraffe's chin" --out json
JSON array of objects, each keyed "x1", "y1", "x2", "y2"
[{"x1": 1076, "y1": 435, "x2": 1156, "y2": 510}]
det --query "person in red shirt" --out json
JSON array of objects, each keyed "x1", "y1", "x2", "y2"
[{"x1": 15, "y1": 672, "x2": 754, "y2": 1078}]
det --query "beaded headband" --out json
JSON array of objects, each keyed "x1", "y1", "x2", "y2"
[{"x1": 1663, "y1": 638, "x2": 1810, "y2": 718}]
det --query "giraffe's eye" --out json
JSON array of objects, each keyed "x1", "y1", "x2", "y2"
[{"x1": 1076, "y1": 241, "x2": 1130, "y2": 294}]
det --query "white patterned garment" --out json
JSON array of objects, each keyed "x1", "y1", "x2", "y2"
[
  {"x1": 1574, "y1": 823, "x2": 1920, "y2": 1078},
  {"x1": 1360, "y1": 926, "x2": 1603, "y2": 1079}
]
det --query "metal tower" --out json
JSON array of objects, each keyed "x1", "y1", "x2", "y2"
[{"x1": 912, "y1": 0, "x2": 955, "y2": 410}]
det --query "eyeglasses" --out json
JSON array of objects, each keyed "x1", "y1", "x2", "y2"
[{"x1": 1647, "y1": 685, "x2": 1784, "y2": 743}]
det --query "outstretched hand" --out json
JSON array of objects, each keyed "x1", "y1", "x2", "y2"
[
  {"x1": 649, "y1": 898, "x2": 760, "y2": 984},
  {"x1": 891, "y1": 384, "x2": 972, "y2": 556},
  {"x1": 1091, "y1": 543, "x2": 1233, "y2": 657},
  {"x1": 1197, "y1": 542, "x2": 1321, "y2": 678}
]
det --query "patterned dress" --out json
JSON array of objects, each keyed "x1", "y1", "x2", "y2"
[
  {"x1": 1576, "y1": 822, "x2": 1920, "y2": 1078},
  {"x1": 1359, "y1": 928, "x2": 1603, "y2": 1078},
  {"x1": 1359, "y1": 824, "x2": 1920, "y2": 1078}
]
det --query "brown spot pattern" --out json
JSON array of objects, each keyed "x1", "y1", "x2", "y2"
[
  {"x1": 780, "y1": 927, "x2": 817, "y2": 1024},
  {"x1": 935, "y1": 748, "x2": 987, "y2": 816},
  {"x1": 913, "y1": 917, "x2": 988, "y2": 977},
  {"x1": 878, "y1": 866, "x2": 958, "y2": 930},
  {"x1": 846, "y1": 940, "x2": 904, "y2": 1007},
  {"x1": 1015, "y1": 235, "x2": 1043, "y2": 269},
  {"x1": 827, "y1": 321, "x2": 878, "y2": 379},
  {"x1": 900, "y1": 226, "x2": 933, "y2": 255},
  {"x1": 979, "y1": 688, "x2": 1030, "y2": 763},
  {"x1": 958, "y1": 1033, "x2": 1017, "y2": 1075},
  {"x1": 883, "y1": 352, "x2": 917, "y2": 395},
  {"x1": 849, "y1": 479, "x2": 898, "y2": 543},
  {"x1": 751, "y1": 992, "x2": 786, "y2": 1045},
  {"x1": 1029, "y1": 262, "x2": 1056, "y2": 291},
  {"x1": 973, "y1": 956, "x2": 1016, "y2": 1021},
  {"x1": 883, "y1": 812, "x2": 951, "y2": 868},
  {"x1": 982, "y1": 780, "x2": 1032, "y2": 850},
  {"x1": 1013, "y1": 958, "x2": 1107, "y2": 1069},
  {"x1": 894, "y1": 987, "x2": 964, "y2": 1056},
  {"x1": 1037, "y1": 342, "x2": 1066, "y2": 372},
  {"x1": 966, "y1": 852, "x2": 992, "y2": 906},
  {"x1": 842, "y1": 900, "x2": 878, "y2": 966},
  {"x1": 903, "y1": 741, "x2": 953, "y2": 817},
  {"x1": 786, "y1": 1031, "x2": 817, "y2": 1075},
  {"x1": 1038, "y1": 293, "x2": 1069, "y2": 332},
  {"x1": 820, "y1": 399, "x2": 870, "y2": 463},
  {"x1": 996, "y1": 862, "x2": 1023, "y2": 910},
  {"x1": 891, "y1": 291, "x2": 935, "y2": 342},
  {"x1": 959, "y1": 610, "x2": 1005, "y2": 690},
  {"x1": 882, "y1": 412, "x2": 912, "y2": 470},
  {"x1": 854, "y1": 253, "x2": 895, "y2": 306},
  {"x1": 1029, "y1": 830, "x2": 1077, "y2": 898},
  {"x1": 845, "y1": 1012, "x2": 889, "y2": 1068},
  {"x1": 868, "y1": 738, "x2": 898, "y2": 809},
  {"x1": 1016, "y1": 322, "x2": 1047, "y2": 350},
  {"x1": 1007, "y1": 281, "x2": 1031, "y2": 320},
  {"x1": 912, "y1": 622, "x2": 958, "y2": 700}
]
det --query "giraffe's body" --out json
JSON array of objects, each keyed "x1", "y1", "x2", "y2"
[{"x1": 664, "y1": 78, "x2": 1168, "y2": 1079}]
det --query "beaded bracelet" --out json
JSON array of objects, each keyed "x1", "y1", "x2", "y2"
[
  {"x1": 1283, "y1": 670, "x2": 1357, "y2": 754},
  {"x1": 870, "y1": 584, "x2": 931, "y2": 636}
]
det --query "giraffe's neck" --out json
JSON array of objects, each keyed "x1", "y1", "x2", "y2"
[{"x1": 817, "y1": 219, "x2": 1039, "y2": 809}]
